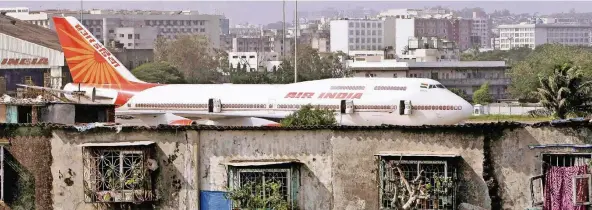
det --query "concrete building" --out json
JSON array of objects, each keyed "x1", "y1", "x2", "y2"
[
  {"x1": 228, "y1": 52, "x2": 280, "y2": 72},
  {"x1": 113, "y1": 27, "x2": 159, "y2": 49},
  {"x1": 0, "y1": 7, "x2": 51, "y2": 29},
  {"x1": 394, "y1": 18, "x2": 473, "y2": 55},
  {"x1": 0, "y1": 14, "x2": 67, "y2": 96},
  {"x1": 348, "y1": 59, "x2": 509, "y2": 100},
  {"x1": 47, "y1": 11, "x2": 227, "y2": 49},
  {"x1": 330, "y1": 18, "x2": 386, "y2": 53},
  {"x1": 229, "y1": 26, "x2": 262, "y2": 38},
  {"x1": 399, "y1": 37, "x2": 460, "y2": 62},
  {"x1": 497, "y1": 23, "x2": 592, "y2": 50},
  {"x1": 471, "y1": 12, "x2": 492, "y2": 48},
  {"x1": 3, "y1": 120, "x2": 592, "y2": 209}
]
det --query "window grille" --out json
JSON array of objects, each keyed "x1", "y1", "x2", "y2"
[
  {"x1": 379, "y1": 157, "x2": 457, "y2": 210},
  {"x1": 228, "y1": 164, "x2": 299, "y2": 209},
  {"x1": 82, "y1": 146, "x2": 155, "y2": 203}
]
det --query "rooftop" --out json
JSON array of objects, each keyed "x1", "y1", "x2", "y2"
[
  {"x1": 3, "y1": 119, "x2": 591, "y2": 133},
  {"x1": 498, "y1": 23, "x2": 592, "y2": 28},
  {"x1": 0, "y1": 14, "x2": 61, "y2": 51},
  {"x1": 347, "y1": 60, "x2": 507, "y2": 70}
]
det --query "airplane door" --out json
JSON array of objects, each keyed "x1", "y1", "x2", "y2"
[{"x1": 268, "y1": 99, "x2": 276, "y2": 114}]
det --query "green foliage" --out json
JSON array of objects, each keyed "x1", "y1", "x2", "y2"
[
  {"x1": 226, "y1": 45, "x2": 350, "y2": 84},
  {"x1": 448, "y1": 88, "x2": 470, "y2": 101},
  {"x1": 508, "y1": 44, "x2": 592, "y2": 100},
  {"x1": 536, "y1": 62, "x2": 592, "y2": 119},
  {"x1": 226, "y1": 181, "x2": 291, "y2": 210},
  {"x1": 472, "y1": 82, "x2": 493, "y2": 105},
  {"x1": 280, "y1": 104, "x2": 337, "y2": 126},
  {"x1": 131, "y1": 62, "x2": 186, "y2": 84},
  {"x1": 154, "y1": 35, "x2": 224, "y2": 84},
  {"x1": 5, "y1": 155, "x2": 35, "y2": 210}
]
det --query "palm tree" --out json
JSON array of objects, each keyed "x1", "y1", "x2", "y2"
[{"x1": 536, "y1": 62, "x2": 592, "y2": 119}]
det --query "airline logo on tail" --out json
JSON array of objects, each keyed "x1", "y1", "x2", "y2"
[{"x1": 52, "y1": 16, "x2": 145, "y2": 87}]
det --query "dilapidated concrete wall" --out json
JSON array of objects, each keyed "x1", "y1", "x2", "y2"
[
  {"x1": 331, "y1": 130, "x2": 488, "y2": 210},
  {"x1": 491, "y1": 126, "x2": 592, "y2": 210},
  {"x1": 198, "y1": 130, "x2": 334, "y2": 210},
  {"x1": 50, "y1": 130, "x2": 200, "y2": 210},
  {"x1": 5, "y1": 135, "x2": 53, "y2": 209},
  {"x1": 198, "y1": 129, "x2": 490, "y2": 210}
]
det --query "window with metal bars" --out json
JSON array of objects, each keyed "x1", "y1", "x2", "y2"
[
  {"x1": 82, "y1": 146, "x2": 156, "y2": 203},
  {"x1": 379, "y1": 156, "x2": 458, "y2": 210},
  {"x1": 531, "y1": 153, "x2": 592, "y2": 207},
  {"x1": 228, "y1": 164, "x2": 299, "y2": 209}
]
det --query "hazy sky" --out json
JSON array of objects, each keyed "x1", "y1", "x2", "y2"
[{"x1": 2, "y1": 1, "x2": 592, "y2": 25}]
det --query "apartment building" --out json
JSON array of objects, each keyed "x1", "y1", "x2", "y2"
[
  {"x1": 394, "y1": 18, "x2": 472, "y2": 55},
  {"x1": 497, "y1": 23, "x2": 592, "y2": 50},
  {"x1": 113, "y1": 27, "x2": 159, "y2": 49},
  {"x1": 471, "y1": 12, "x2": 491, "y2": 48},
  {"x1": 330, "y1": 18, "x2": 387, "y2": 53},
  {"x1": 45, "y1": 10, "x2": 228, "y2": 49}
]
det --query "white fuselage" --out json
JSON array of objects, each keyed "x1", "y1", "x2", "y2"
[{"x1": 70, "y1": 77, "x2": 473, "y2": 126}]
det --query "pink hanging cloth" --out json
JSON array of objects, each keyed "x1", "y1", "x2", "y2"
[{"x1": 544, "y1": 165, "x2": 589, "y2": 210}]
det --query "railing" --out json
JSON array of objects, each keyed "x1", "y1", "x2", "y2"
[{"x1": 438, "y1": 78, "x2": 511, "y2": 86}]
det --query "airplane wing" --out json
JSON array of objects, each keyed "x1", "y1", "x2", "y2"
[
  {"x1": 16, "y1": 84, "x2": 113, "y2": 100},
  {"x1": 117, "y1": 110, "x2": 283, "y2": 126}
]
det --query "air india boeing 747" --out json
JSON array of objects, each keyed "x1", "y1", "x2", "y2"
[{"x1": 21, "y1": 16, "x2": 473, "y2": 126}]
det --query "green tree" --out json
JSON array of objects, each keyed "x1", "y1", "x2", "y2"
[
  {"x1": 280, "y1": 104, "x2": 337, "y2": 126},
  {"x1": 131, "y1": 62, "x2": 186, "y2": 84},
  {"x1": 472, "y1": 82, "x2": 493, "y2": 104},
  {"x1": 508, "y1": 44, "x2": 592, "y2": 100},
  {"x1": 536, "y1": 62, "x2": 592, "y2": 119},
  {"x1": 448, "y1": 88, "x2": 470, "y2": 101},
  {"x1": 154, "y1": 35, "x2": 222, "y2": 84},
  {"x1": 461, "y1": 46, "x2": 532, "y2": 65}
]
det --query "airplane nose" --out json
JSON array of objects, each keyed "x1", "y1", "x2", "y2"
[{"x1": 461, "y1": 100, "x2": 473, "y2": 119}]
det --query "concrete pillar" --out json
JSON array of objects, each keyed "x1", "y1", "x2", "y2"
[
  {"x1": 31, "y1": 106, "x2": 38, "y2": 124},
  {"x1": 102, "y1": 18, "x2": 108, "y2": 45},
  {"x1": 49, "y1": 66, "x2": 62, "y2": 89}
]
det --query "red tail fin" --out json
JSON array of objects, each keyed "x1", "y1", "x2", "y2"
[{"x1": 53, "y1": 16, "x2": 145, "y2": 85}]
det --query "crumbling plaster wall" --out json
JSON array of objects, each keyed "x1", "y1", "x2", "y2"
[
  {"x1": 198, "y1": 130, "x2": 334, "y2": 210},
  {"x1": 50, "y1": 130, "x2": 199, "y2": 210},
  {"x1": 330, "y1": 130, "x2": 489, "y2": 210},
  {"x1": 492, "y1": 126, "x2": 592, "y2": 210}
]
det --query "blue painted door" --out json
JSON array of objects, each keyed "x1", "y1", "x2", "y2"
[{"x1": 200, "y1": 190, "x2": 231, "y2": 210}]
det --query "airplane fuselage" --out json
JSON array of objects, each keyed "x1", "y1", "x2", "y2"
[{"x1": 63, "y1": 77, "x2": 473, "y2": 126}]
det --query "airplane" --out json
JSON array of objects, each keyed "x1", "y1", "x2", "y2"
[{"x1": 20, "y1": 16, "x2": 473, "y2": 126}]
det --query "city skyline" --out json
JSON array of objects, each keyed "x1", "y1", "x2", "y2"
[{"x1": 3, "y1": 1, "x2": 592, "y2": 25}]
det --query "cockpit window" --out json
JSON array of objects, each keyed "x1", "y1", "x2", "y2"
[{"x1": 427, "y1": 84, "x2": 447, "y2": 89}]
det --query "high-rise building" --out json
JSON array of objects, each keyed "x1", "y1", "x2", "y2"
[
  {"x1": 42, "y1": 10, "x2": 228, "y2": 49},
  {"x1": 471, "y1": 12, "x2": 491, "y2": 48},
  {"x1": 330, "y1": 18, "x2": 386, "y2": 53}
]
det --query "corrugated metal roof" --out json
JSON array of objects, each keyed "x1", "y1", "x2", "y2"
[
  {"x1": 0, "y1": 14, "x2": 62, "y2": 51},
  {"x1": 2, "y1": 120, "x2": 592, "y2": 132}
]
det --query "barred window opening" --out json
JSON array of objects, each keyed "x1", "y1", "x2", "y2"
[
  {"x1": 379, "y1": 156, "x2": 458, "y2": 210},
  {"x1": 228, "y1": 164, "x2": 299, "y2": 209},
  {"x1": 83, "y1": 146, "x2": 156, "y2": 203}
]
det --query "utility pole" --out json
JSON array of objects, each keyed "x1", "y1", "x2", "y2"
[
  {"x1": 80, "y1": 0, "x2": 83, "y2": 21},
  {"x1": 282, "y1": 0, "x2": 286, "y2": 59},
  {"x1": 294, "y1": 0, "x2": 298, "y2": 83}
]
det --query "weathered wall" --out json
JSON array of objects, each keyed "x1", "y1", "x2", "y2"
[
  {"x1": 198, "y1": 130, "x2": 334, "y2": 210},
  {"x1": 492, "y1": 126, "x2": 592, "y2": 210},
  {"x1": 50, "y1": 130, "x2": 199, "y2": 210},
  {"x1": 5, "y1": 134, "x2": 53, "y2": 209},
  {"x1": 331, "y1": 130, "x2": 489, "y2": 210},
  {"x1": 40, "y1": 104, "x2": 75, "y2": 124}
]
